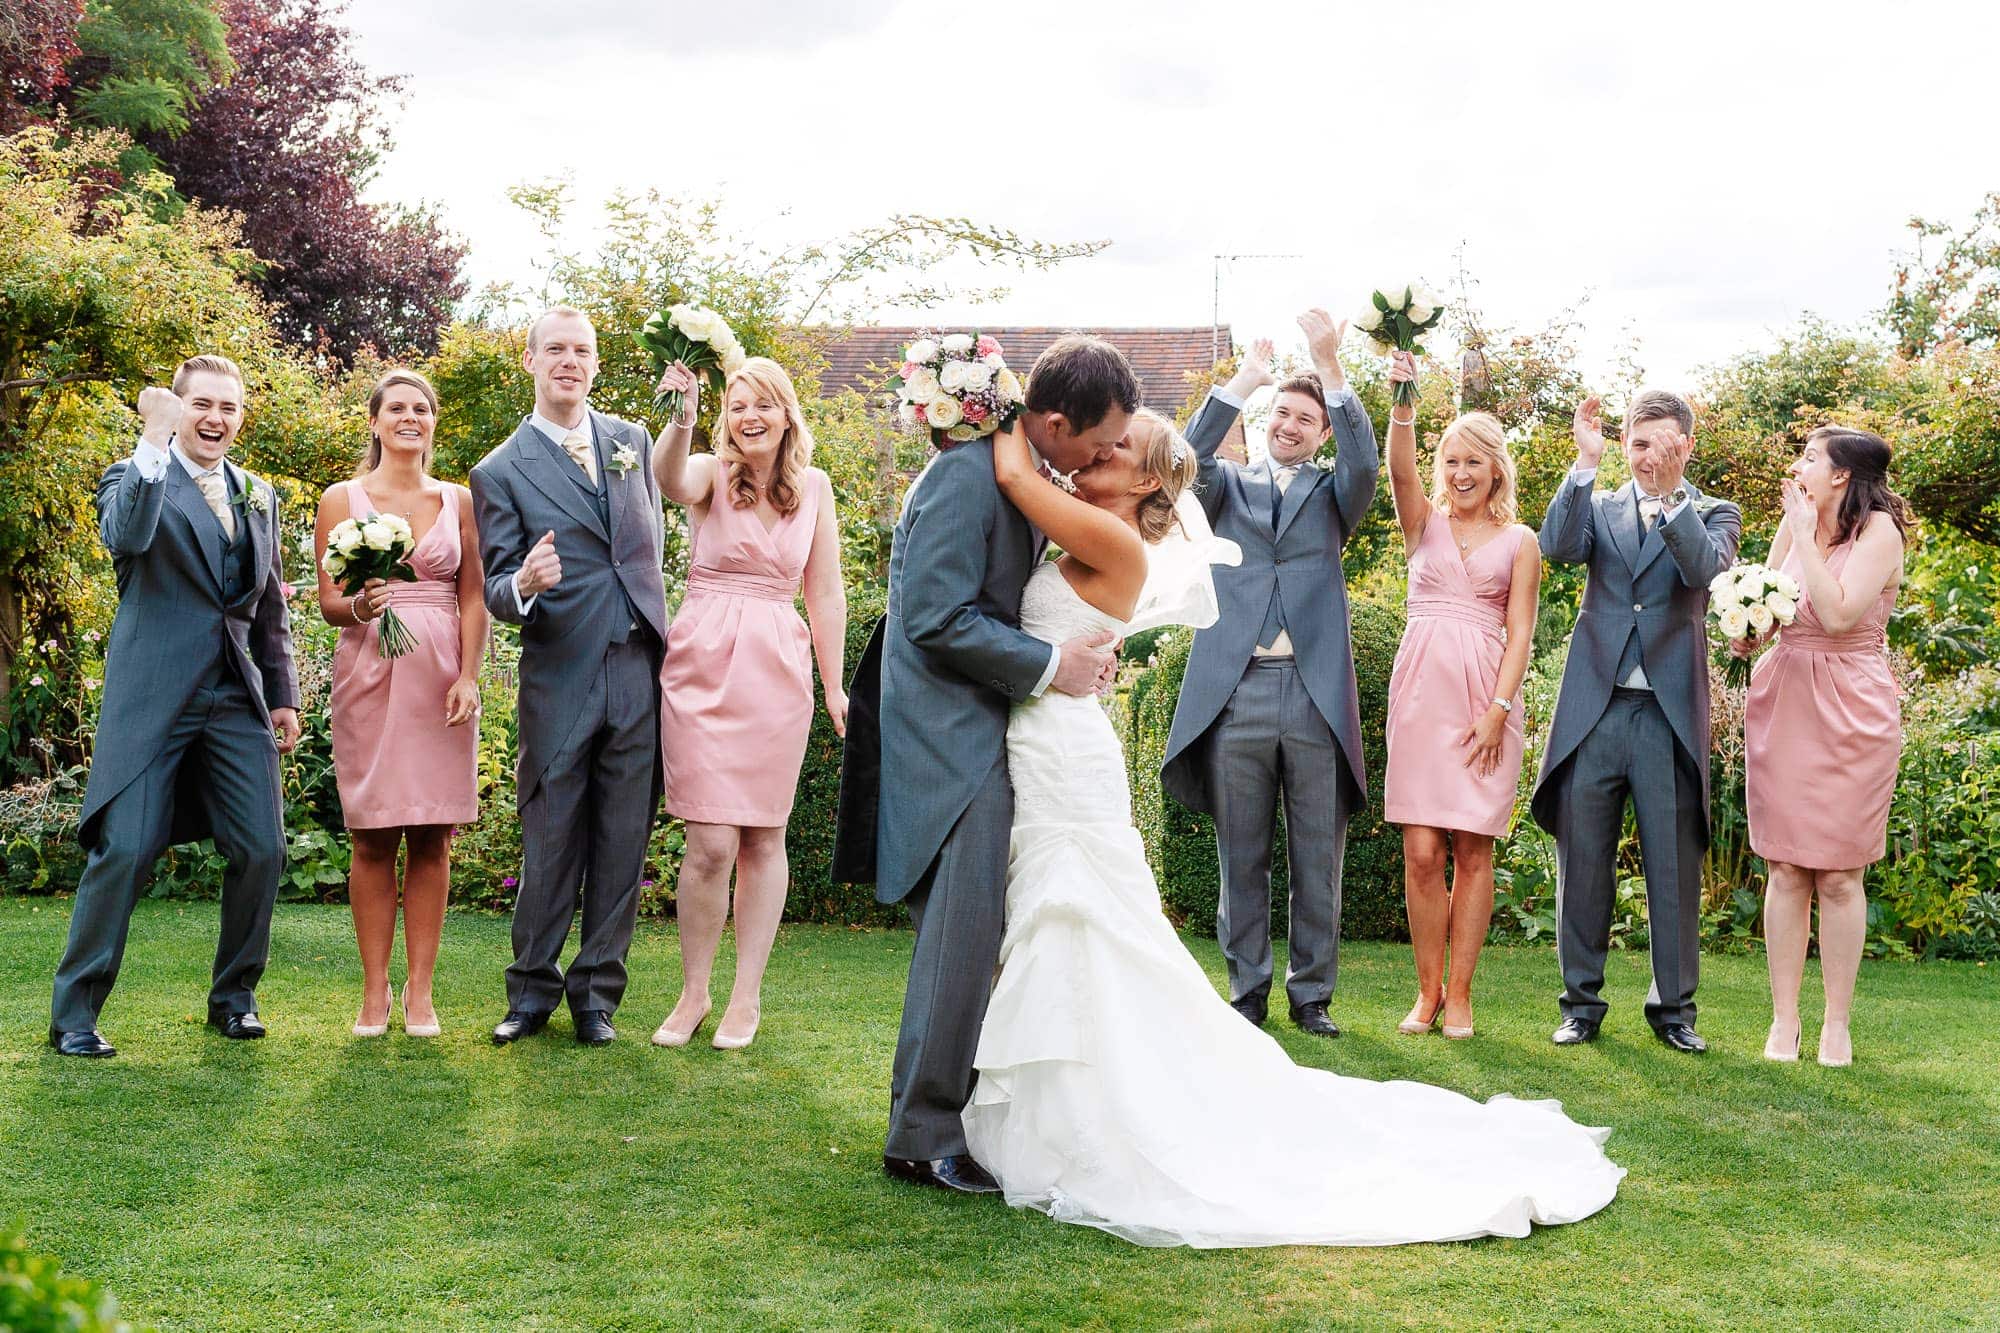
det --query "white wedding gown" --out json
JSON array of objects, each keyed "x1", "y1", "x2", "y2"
[{"x1": 962, "y1": 562, "x2": 1626, "y2": 1248}]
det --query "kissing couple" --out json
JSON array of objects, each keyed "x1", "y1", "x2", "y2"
[{"x1": 836, "y1": 327, "x2": 1625, "y2": 1247}]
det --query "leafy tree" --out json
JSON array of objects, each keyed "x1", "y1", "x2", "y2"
[
  {"x1": 0, "y1": 0, "x2": 84, "y2": 131},
  {"x1": 63, "y1": 0, "x2": 232, "y2": 172},
  {"x1": 144, "y1": 0, "x2": 466, "y2": 362},
  {"x1": 1887, "y1": 190, "x2": 2000, "y2": 356}
]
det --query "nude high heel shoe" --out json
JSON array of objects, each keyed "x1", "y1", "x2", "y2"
[
  {"x1": 1397, "y1": 996, "x2": 1444, "y2": 1036},
  {"x1": 651, "y1": 1001, "x2": 711, "y2": 1048},
  {"x1": 712, "y1": 1007, "x2": 760, "y2": 1051},
  {"x1": 352, "y1": 981, "x2": 393, "y2": 1038},
  {"x1": 402, "y1": 984, "x2": 441, "y2": 1039}
]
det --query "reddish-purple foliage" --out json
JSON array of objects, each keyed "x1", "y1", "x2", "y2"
[{"x1": 0, "y1": 0, "x2": 84, "y2": 131}]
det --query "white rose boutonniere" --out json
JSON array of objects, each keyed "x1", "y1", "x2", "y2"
[
  {"x1": 243, "y1": 485, "x2": 269, "y2": 514},
  {"x1": 608, "y1": 443, "x2": 639, "y2": 476}
]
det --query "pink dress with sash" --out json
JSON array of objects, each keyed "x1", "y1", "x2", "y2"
[
  {"x1": 1744, "y1": 540, "x2": 1900, "y2": 870},
  {"x1": 1384, "y1": 518, "x2": 1528, "y2": 838},
  {"x1": 659, "y1": 470, "x2": 826, "y2": 827},
  {"x1": 329, "y1": 480, "x2": 478, "y2": 828}
]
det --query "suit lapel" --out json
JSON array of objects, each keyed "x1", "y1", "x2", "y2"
[
  {"x1": 1633, "y1": 482, "x2": 1697, "y2": 578},
  {"x1": 1274, "y1": 462, "x2": 1322, "y2": 541},
  {"x1": 1607, "y1": 482, "x2": 1643, "y2": 572},
  {"x1": 595, "y1": 410, "x2": 634, "y2": 547},
  {"x1": 514, "y1": 418, "x2": 610, "y2": 540},
  {"x1": 228, "y1": 461, "x2": 269, "y2": 605},
  {"x1": 166, "y1": 463, "x2": 227, "y2": 593}
]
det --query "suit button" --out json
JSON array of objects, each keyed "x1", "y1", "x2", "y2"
[
  {"x1": 1274, "y1": 558, "x2": 1286, "y2": 567},
  {"x1": 1633, "y1": 603, "x2": 1643, "y2": 612}
]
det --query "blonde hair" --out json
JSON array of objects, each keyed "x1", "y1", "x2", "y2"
[
  {"x1": 172, "y1": 354, "x2": 244, "y2": 395},
  {"x1": 715, "y1": 357, "x2": 813, "y2": 515},
  {"x1": 358, "y1": 368, "x2": 439, "y2": 474},
  {"x1": 1126, "y1": 409, "x2": 1199, "y2": 544},
  {"x1": 1429, "y1": 411, "x2": 1517, "y2": 525}
]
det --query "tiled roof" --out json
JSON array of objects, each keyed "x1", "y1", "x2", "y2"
[{"x1": 815, "y1": 325, "x2": 1230, "y2": 416}]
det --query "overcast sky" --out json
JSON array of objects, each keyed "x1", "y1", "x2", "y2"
[{"x1": 344, "y1": 0, "x2": 1998, "y2": 390}]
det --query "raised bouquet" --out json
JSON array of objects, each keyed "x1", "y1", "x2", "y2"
[
  {"x1": 634, "y1": 304, "x2": 747, "y2": 421},
  {"x1": 1358, "y1": 282, "x2": 1446, "y2": 408},
  {"x1": 1709, "y1": 561, "x2": 1800, "y2": 686},
  {"x1": 890, "y1": 332, "x2": 1026, "y2": 446},
  {"x1": 323, "y1": 515, "x2": 420, "y2": 659}
]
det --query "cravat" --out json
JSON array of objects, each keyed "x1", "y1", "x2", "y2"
[
  {"x1": 562, "y1": 431, "x2": 597, "y2": 485},
  {"x1": 194, "y1": 470, "x2": 236, "y2": 540},
  {"x1": 1271, "y1": 466, "x2": 1297, "y2": 528},
  {"x1": 1639, "y1": 494, "x2": 1661, "y2": 534}
]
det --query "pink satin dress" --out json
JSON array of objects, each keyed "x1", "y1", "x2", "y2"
[
  {"x1": 1745, "y1": 540, "x2": 1900, "y2": 870},
  {"x1": 659, "y1": 469, "x2": 827, "y2": 827},
  {"x1": 329, "y1": 480, "x2": 478, "y2": 829},
  {"x1": 1384, "y1": 517, "x2": 1528, "y2": 838}
]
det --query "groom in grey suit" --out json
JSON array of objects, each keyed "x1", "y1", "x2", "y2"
[
  {"x1": 1162, "y1": 313, "x2": 1377, "y2": 1038},
  {"x1": 1533, "y1": 389, "x2": 1740, "y2": 1053},
  {"x1": 471, "y1": 307, "x2": 668, "y2": 1047},
  {"x1": 833, "y1": 335, "x2": 1129, "y2": 1192},
  {"x1": 50, "y1": 356, "x2": 301, "y2": 1057}
]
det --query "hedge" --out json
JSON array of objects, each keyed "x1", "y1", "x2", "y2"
[{"x1": 1125, "y1": 595, "x2": 1410, "y2": 942}]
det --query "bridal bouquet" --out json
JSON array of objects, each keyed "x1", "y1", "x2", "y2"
[
  {"x1": 634, "y1": 304, "x2": 748, "y2": 421},
  {"x1": 1709, "y1": 562, "x2": 1800, "y2": 686},
  {"x1": 1357, "y1": 282, "x2": 1447, "y2": 408},
  {"x1": 889, "y1": 332, "x2": 1027, "y2": 446},
  {"x1": 323, "y1": 515, "x2": 420, "y2": 658}
]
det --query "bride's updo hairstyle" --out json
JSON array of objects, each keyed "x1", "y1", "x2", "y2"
[
  {"x1": 1807, "y1": 424, "x2": 1911, "y2": 549},
  {"x1": 1126, "y1": 409, "x2": 1200, "y2": 544}
]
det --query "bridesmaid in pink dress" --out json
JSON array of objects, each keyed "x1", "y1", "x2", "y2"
[
  {"x1": 1737, "y1": 425, "x2": 1908, "y2": 1068},
  {"x1": 1381, "y1": 351, "x2": 1541, "y2": 1040},
  {"x1": 313, "y1": 369, "x2": 488, "y2": 1039},
  {"x1": 648, "y1": 356, "x2": 847, "y2": 1051}
]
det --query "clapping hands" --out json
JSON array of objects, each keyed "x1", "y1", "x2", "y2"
[{"x1": 1298, "y1": 309, "x2": 1349, "y2": 388}]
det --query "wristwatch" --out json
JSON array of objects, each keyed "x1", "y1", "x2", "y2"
[
  {"x1": 1663, "y1": 485, "x2": 1689, "y2": 510},
  {"x1": 1492, "y1": 697, "x2": 1513, "y2": 713}
]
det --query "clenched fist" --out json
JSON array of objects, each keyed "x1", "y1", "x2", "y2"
[
  {"x1": 517, "y1": 530, "x2": 563, "y2": 599},
  {"x1": 138, "y1": 386, "x2": 184, "y2": 446}
]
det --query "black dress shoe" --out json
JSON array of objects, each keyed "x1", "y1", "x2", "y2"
[
  {"x1": 1655, "y1": 1022, "x2": 1707, "y2": 1054},
  {"x1": 883, "y1": 1153, "x2": 1001, "y2": 1194},
  {"x1": 1229, "y1": 995, "x2": 1268, "y2": 1027},
  {"x1": 1552, "y1": 1017, "x2": 1600, "y2": 1045},
  {"x1": 491, "y1": 1010, "x2": 551, "y2": 1045},
  {"x1": 49, "y1": 1029, "x2": 116, "y2": 1058},
  {"x1": 1289, "y1": 1002, "x2": 1342, "y2": 1038},
  {"x1": 573, "y1": 1010, "x2": 617, "y2": 1046},
  {"x1": 209, "y1": 1012, "x2": 266, "y2": 1040}
]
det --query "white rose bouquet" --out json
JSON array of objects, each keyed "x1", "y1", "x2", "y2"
[
  {"x1": 322, "y1": 515, "x2": 421, "y2": 658},
  {"x1": 1708, "y1": 561, "x2": 1801, "y2": 687},
  {"x1": 888, "y1": 331, "x2": 1025, "y2": 447},
  {"x1": 634, "y1": 304, "x2": 748, "y2": 421},
  {"x1": 1357, "y1": 282, "x2": 1446, "y2": 409}
]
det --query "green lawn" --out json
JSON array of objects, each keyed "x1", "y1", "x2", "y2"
[{"x1": 2, "y1": 897, "x2": 1995, "y2": 1331}]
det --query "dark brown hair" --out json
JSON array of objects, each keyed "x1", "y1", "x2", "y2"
[
  {"x1": 1024, "y1": 335, "x2": 1141, "y2": 431},
  {"x1": 1274, "y1": 372, "x2": 1330, "y2": 432},
  {"x1": 1808, "y1": 424, "x2": 1911, "y2": 548},
  {"x1": 358, "y1": 368, "x2": 439, "y2": 474},
  {"x1": 1625, "y1": 388, "x2": 1694, "y2": 436}
]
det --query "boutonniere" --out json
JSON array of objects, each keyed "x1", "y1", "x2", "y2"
[
  {"x1": 607, "y1": 444, "x2": 639, "y2": 476},
  {"x1": 1693, "y1": 495, "x2": 1722, "y2": 514},
  {"x1": 242, "y1": 485, "x2": 269, "y2": 514}
]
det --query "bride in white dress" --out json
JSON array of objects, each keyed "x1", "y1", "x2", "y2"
[{"x1": 962, "y1": 410, "x2": 1625, "y2": 1248}]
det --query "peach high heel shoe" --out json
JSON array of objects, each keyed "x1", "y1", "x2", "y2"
[
  {"x1": 402, "y1": 984, "x2": 441, "y2": 1039},
  {"x1": 1397, "y1": 997, "x2": 1444, "y2": 1035},
  {"x1": 352, "y1": 981, "x2": 393, "y2": 1038},
  {"x1": 651, "y1": 1001, "x2": 711, "y2": 1049},
  {"x1": 1763, "y1": 1022, "x2": 1801, "y2": 1063},
  {"x1": 1817, "y1": 1025, "x2": 1853, "y2": 1068},
  {"x1": 712, "y1": 1008, "x2": 760, "y2": 1051}
]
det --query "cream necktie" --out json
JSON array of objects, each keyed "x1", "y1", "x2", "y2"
[
  {"x1": 561, "y1": 431, "x2": 597, "y2": 485},
  {"x1": 194, "y1": 470, "x2": 236, "y2": 540},
  {"x1": 1639, "y1": 494, "x2": 1661, "y2": 533}
]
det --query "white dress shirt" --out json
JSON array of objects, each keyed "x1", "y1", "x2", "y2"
[{"x1": 1567, "y1": 464, "x2": 1693, "y2": 690}]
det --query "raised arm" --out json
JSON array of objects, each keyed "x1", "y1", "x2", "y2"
[
  {"x1": 99, "y1": 387, "x2": 188, "y2": 556},
  {"x1": 992, "y1": 421, "x2": 1143, "y2": 603},
  {"x1": 1299, "y1": 309, "x2": 1376, "y2": 540},
  {"x1": 801, "y1": 469, "x2": 850, "y2": 735},
  {"x1": 1776, "y1": 484, "x2": 1903, "y2": 633},
  {"x1": 649, "y1": 361, "x2": 717, "y2": 507},
  {"x1": 1660, "y1": 496, "x2": 1741, "y2": 589},
  {"x1": 1540, "y1": 396, "x2": 1605, "y2": 565},
  {"x1": 1185, "y1": 339, "x2": 1272, "y2": 521},
  {"x1": 1383, "y1": 349, "x2": 1428, "y2": 547}
]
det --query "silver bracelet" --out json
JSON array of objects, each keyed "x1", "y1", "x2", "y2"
[{"x1": 1389, "y1": 411, "x2": 1417, "y2": 428}]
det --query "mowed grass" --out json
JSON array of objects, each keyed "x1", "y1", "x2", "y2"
[{"x1": 1, "y1": 896, "x2": 1995, "y2": 1331}]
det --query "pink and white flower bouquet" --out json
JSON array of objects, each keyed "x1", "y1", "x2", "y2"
[{"x1": 888, "y1": 332, "x2": 1027, "y2": 447}]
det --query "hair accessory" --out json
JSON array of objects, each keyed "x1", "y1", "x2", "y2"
[{"x1": 1169, "y1": 437, "x2": 1190, "y2": 466}]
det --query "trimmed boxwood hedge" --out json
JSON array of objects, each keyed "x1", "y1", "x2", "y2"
[{"x1": 1125, "y1": 595, "x2": 1409, "y2": 942}]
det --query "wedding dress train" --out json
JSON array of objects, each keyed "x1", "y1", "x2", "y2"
[{"x1": 962, "y1": 562, "x2": 1625, "y2": 1247}]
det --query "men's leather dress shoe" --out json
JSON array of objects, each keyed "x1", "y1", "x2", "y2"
[
  {"x1": 1290, "y1": 1002, "x2": 1341, "y2": 1038},
  {"x1": 1229, "y1": 996, "x2": 1268, "y2": 1027},
  {"x1": 573, "y1": 1010, "x2": 617, "y2": 1046},
  {"x1": 1552, "y1": 1017, "x2": 1600, "y2": 1045},
  {"x1": 1655, "y1": 1022, "x2": 1707, "y2": 1054},
  {"x1": 883, "y1": 1154, "x2": 1002, "y2": 1194},
  {"x1": 209, "y1": 1012, "x2": 266, "y2": 1040},
  {"x1": 49, "y1": 1029, "x2": 116, "y2": 1058},
  {"x1": 491, "y1": 1010, "x2": 551, "y2": 1045}
]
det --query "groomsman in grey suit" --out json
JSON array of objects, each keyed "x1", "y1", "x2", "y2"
[
  {"x1": 50, "y1": 356, "x2": 301, "y2": 1057},
  {"x1": 833, "y1": 335, "x2": 1127, "y2": 1192},
  {"x1": 1533, "y1": 390, "x2": 1741, "y2": 1053},
  {"x1": 1162, "y1": 312, "x2": 1378, "y2": 1038},
  {"x1": 470, "y1": 307, "x2": 668, "y2": 1047}
]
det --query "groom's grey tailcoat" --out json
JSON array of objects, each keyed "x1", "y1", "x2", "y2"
[
  {"x1": 52, "y1": 456, "x2": 298, "y2": 1033},
  {"x1": 1160, "y1": 389, "x2": 1377, "y2": 1010},
  {"x1": 471, "y1": 410, "x2": 667, "y2": 1017},
  {"x1": 831, "y1": 438, "x2": 1049, "y2": 1160},
  {"x1": 1532, "y1": 472, "x2": 1741, "y2": 1029}
]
